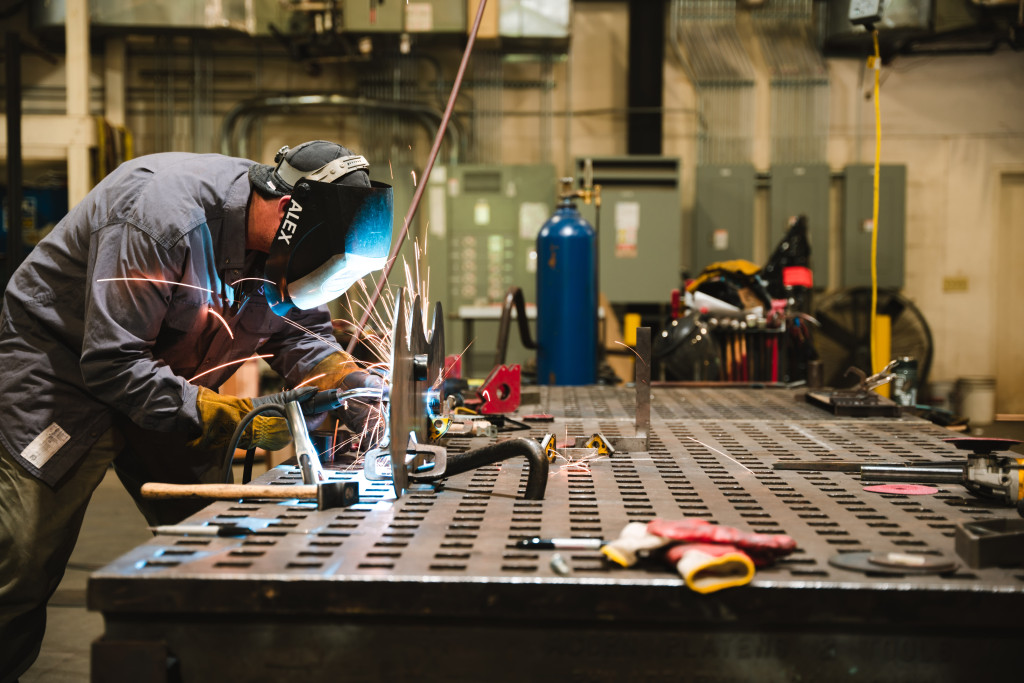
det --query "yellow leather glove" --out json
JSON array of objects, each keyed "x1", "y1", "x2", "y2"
[
  {"x1": 299, "y1": 352, "x2": 363, "y2": 391},
  {"x1": 187, "y1": 386, "x2": 292, "y2": 452}
]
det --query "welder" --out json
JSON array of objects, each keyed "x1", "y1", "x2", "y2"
[{"x1": 0, "y1": 140, "x2": 393, "y2": 681}]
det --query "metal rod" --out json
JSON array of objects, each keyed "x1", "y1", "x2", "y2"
[
  {"x1": 346, "y1": 0, "x2": 490, "y2": 354},
  {"x1": 635, "y1": 327, "x2": 651, "y2": 446},
  {"x1": 861, "y1": 465, "x2": 965, "y2": 484}
]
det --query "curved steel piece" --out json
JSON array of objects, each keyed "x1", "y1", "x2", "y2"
[
  {"x1": 495, "y1": 287, "x2": 537, "y2": 368},
  {"x1": 415, "y1": 438, "x2": 549, "y2": 500}
]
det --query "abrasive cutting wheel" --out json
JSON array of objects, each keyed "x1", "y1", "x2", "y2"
[{"x1": 385, "y1": 290, "x2": 447, "y2": 497}]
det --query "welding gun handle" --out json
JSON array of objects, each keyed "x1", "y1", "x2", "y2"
[
  {"x1": 251, "y1": 386, "x2": 317, "y2": 410},
  {"x1": 861, "y1": 464, "x2": 965, "y2": 484}
]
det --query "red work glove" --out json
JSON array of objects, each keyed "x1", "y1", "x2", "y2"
[
  {"x1": 647, "y1": 518, "x2": 797, "y2": 567},
  {"x1": 665, "y1": 543, "x2": 755, "y2": 594}
]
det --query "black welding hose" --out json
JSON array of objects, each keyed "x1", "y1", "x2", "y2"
[
  {"x1": 223, "y1": 403, "x2": 287, "y2": 484},
  {"x1": 416, "y1": 438, "x2": 549, "y2": 500}
]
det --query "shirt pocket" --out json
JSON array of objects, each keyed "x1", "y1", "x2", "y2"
[
  {"x1": 162, "y1": 289, "x2": 208, "y2": 335},
  {"x1": 234, "y1": 298, "x2": 283, "y2": 343}
]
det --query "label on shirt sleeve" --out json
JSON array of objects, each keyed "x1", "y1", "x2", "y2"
[{"x1": 21, "y1": 422, "x2": 71, "y2": 469}]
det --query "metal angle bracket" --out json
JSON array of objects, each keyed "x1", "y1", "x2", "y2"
[{"x1": 476, "y1": 363, "x2": 522, "y2": 414}]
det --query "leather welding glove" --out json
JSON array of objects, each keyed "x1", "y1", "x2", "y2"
[
  {"x1": 601, "y1": 522, "x2": 671, "y2": 567},
  {"x1": 299, "y1": 352, "x2": 386, "y2": 444},
  {"x1": 646, "y1": 518, "x2": 797, "y2": 567},
  {"x1": 664, "y1": 543, "x2": 756, "y2": 594},
  {"x1": 186, "y1": 386, "x2": 292, "y2": 453}
]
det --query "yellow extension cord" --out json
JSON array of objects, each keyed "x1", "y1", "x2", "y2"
[{"x1": 870, "y1": 31, "x2": 882, "y2": 376}]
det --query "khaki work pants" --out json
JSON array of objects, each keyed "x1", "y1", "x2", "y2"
[{"x1": 0, "y1": 425, "x2": 228, "y2": 682}]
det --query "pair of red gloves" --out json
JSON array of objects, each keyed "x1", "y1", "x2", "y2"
[{"x1": 602, "y1": 518, "x2": 797, "y2": 594}]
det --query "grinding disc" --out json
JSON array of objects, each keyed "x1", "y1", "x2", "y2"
[
  {"x1": 863, "y1": 483, "x2": 938, "y2": 495},
  {"x1": 829, "y1": 551, "x2": 958, "y2": 575}
]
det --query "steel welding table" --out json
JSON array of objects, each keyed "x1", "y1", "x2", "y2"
[{"x1": 88, "y1": 386, "x2": 1024, "y2": 682}]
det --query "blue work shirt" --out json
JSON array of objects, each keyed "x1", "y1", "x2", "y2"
[{"x1": 0, "y1": 153, "x2": 338, "y2": 486}]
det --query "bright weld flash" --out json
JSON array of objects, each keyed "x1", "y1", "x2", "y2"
[{"x1": 190, "y1": 354, "x2": 272, "y2": 382}]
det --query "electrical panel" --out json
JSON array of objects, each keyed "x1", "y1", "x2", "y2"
[
  {"x1": 574, "y1": 156, "x2": 683, "y2": 305},
  {"x1": 343, "y1": 0, "x2": 465, "y2": 33},
  {"x1": 769, "y1": 163, "x2": 831, "y2": 289},
  {"x1": 500, "y1": 0, "x2": 571, "y2": 38},
  {"x1": 421, "y1": 164, "x2": 556, "y2": 373},
  {"x1": 405, "y1": 1, "x2": 466, "y2": 33},
  {"x1": 693, "y1": 164, "x2": 756, "y2": 274},
  {"x1": 342, "y1": 0, "x2": 404, "y2": 32},
  {"x1": 842, "y1": 164, "x2": 906, "y2": 289}
]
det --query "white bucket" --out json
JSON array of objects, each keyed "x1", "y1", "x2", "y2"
[{"x1": 954, "y1": 376, "x2": 997, "y2": 427}]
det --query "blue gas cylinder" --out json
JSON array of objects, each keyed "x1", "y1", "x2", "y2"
[{"x1": 536, "y1": 191, "x2": 597, "y2": 385}]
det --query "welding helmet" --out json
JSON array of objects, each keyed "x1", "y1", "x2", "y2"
[
  {"x1": 263, "y1": 175, "x2": 394, "y2": 316},
  {"x1": 653, "y1": 311, "x2": 721, "y2": 381}
]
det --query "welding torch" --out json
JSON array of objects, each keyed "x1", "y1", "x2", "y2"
[{"x1": 224, "y1": 384, "x2": 389, "y2": 484}]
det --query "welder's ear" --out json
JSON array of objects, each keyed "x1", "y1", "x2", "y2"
[{"x1": 275, "y1": 194, "x2": 292, "y2": 216}]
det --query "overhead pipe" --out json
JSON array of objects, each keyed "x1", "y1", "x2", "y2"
[{"x1": 219, "y1": 93, "x2": 464, "y2": 163}]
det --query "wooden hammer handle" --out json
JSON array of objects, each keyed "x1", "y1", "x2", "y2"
[{"x1": 140, "y1": 482, "x2": 318, "y2": 501}]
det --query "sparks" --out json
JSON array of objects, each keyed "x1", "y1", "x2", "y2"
[
  {"x1": 684, "y1": 436, "x2": 755, "y2": 475},
  {"x1": 97, "y1": 277, "x2": 214, "y2": 295},
  {"x1": 388, "y1": 159, "x2": 394, "y2": 179},
  {"x1": 295, "y1": 373, "x2": 326, "y2": 388},
  {"x1": 190, "y1": 354, "x2": 272, "y2": 382},
  {"x1": 278, "y1": 317, "x2": 345, "y2": 355},
  {"x1": 207, "y1": 309, "x2": 234, "y2": 339},
  {"x1": 411, "y1": 170, "x2": 418, "y2": 187},
  {"x1": 229, "y1": 276, "x2": 274, "y2": 287},
  {"x1": 614, "y1": 340, "x2": 647, "y2": 367}
]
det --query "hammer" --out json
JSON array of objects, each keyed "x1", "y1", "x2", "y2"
[{"x1": 139, "y1": 480, "x2": 359, "y2": 510}]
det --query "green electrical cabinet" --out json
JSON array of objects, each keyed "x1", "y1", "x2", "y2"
[
  {"x1": 574, "y1": 156, "x2": 683, "y2": 304},
  {"x1": 842, "y1": 164, "x2": 906, "y2": 289},
  {"x1": 769, "y1": 163, "x2": 831, "y2": 288},
  {"x1": 693, "y1": 164, "x2": 757, "y2": 274},
  {"x1": 420, "y1": 164, "x2": 556, "y2": 373},
  {"x1": 343, "y1": 0, "x2": 404, "y2": 32}
]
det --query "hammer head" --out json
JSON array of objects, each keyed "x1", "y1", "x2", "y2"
[{"x1": 316, "y1": 480, "x2": 360, "y2": 510}]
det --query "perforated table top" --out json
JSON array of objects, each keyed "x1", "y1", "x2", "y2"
[{"x1": 88, "y1": 387, "x2": 1024, "y2": 681}]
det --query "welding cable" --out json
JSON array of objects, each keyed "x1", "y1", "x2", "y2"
[
  {"x1": 224, "y1": 402, "x2": 287, "y2": 484},
  {"x1": 869, "y1": 29, "x2": 882, "y2": 376},
  {"x1": 224, "y1": 388, "x2": 390, "y2": 483},
  {"x1": 346, "y1": 0, "x2": 490, "y2": 354}
]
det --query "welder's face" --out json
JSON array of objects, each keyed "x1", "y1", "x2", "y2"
[{"x1": 264, "y1": 179, "x2": 394, "y2": 316}]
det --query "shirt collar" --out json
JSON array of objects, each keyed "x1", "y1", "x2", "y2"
[{"x1": 218, "y1": 169, "x2": 251, "y2": 273}]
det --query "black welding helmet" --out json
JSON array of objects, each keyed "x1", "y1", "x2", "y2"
[{"x1": 263, "y1": 175, "x2": 394, "y2": 315}]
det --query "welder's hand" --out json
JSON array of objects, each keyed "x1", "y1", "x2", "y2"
[
  {"x1": 187, "y1": 386, "x2": 292, "y2": 453},
  {"x1": 337, "y1": 370, "x2": 386, "y2": 446}
]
